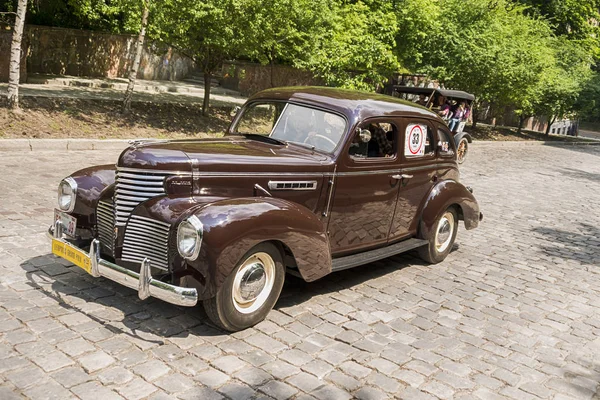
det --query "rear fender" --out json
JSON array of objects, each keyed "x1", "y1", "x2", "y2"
[
  {"x1": 420, "y1": 180, "x2": 481, "y2": 238},
  {"x1": 187, "y1": 197, "x2": 331, "y2": 298}
]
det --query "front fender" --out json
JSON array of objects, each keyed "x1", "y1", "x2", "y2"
[
  {"x1": 69, "y1": 164, "x2": 115, "y2": 218},
  {"x1": 420, "y1": 180, "x2": 481, "y2": 238},
  {"x1": 188, "y1": 197, "x2": 331, "y2": 299}
]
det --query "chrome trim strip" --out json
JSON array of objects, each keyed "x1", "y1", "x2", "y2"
[
  {"x1": 268, "y1": 180, "x2": 318, "y2": 191},
  {"x1": 117, "y1": 184, "x2": 165, "y2": 192},
  {"x1": 48, "y1": 228, "x2": 197, "y2": 307},
  {"x1": 117, "y1": 167, "x2": 192, "y2": 176},
  {"x1": 254, "y1": 184, "x2": 272, "y2": 197},
  {"x1": 131, "y1": 215, "x2": 171, "y2": 227},
  {"x1": 119, "y1": 174, "x2": 164, "y2": 187},
  {"x1": 323, "y1": 165, "x2": 337, "y2": 217},
  {"x1": 195, "y1": 171, "x2": 327, "y2": 177},
  {"x1": 192, "y1": 164, "x2": 448, "y2": 179}
]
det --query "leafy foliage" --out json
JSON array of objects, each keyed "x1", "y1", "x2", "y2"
[
  {"x1": 3, "y1": 0, "x2": 600, "y2": 123},
  {"x1": 298, "y1": 0, "x2": 400, "y2": 90}
]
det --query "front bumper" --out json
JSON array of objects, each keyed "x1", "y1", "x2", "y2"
[{"x1": 48, "y1": 221, "x2": 198, "y2": 307}]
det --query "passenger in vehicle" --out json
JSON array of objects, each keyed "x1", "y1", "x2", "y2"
[
  {"x1": 433, "y1": 96, "x2": 452, "y2": 120},
  {"x1": 415, "y1": 94, "x2": 428, "y2": 106},
  {"x1": 448, "y1": 101, "x2": 467, "y2": 132}
]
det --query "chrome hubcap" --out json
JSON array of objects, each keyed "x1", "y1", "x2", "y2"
[
  {"x1": 232, "y1": 252, "x2": 275, "y2": 314},
  {"x1": 435, "y1": 212, "x2": 455, "y2": 253}
]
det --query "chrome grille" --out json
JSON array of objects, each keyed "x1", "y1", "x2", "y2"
[
  {"x1": 121, "y1": 215, "x2": 170, "y2": 270},
  {"x1": 97, "y1": 199, "x2": 115, "y2": 254},
  {"x1": 115, "y1": 169, "x2": 170, "y2": 226}
]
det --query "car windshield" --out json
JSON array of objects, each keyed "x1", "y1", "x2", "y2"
[{"x1": 233, "y1": 102, "x2": 347, "y2": 153}]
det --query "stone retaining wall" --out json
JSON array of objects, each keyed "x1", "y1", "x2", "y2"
[
  {"x1": 1, "y1": 25, "x2": 195, "y2": 82},
  {"x1": 221, "y1": 61, "x2": 323, "y2": 96}
]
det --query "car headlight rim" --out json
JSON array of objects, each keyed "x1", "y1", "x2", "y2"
[
  {"x1": 177, "y1": 215, "x2": 203, "y2": 261},
  {"x1": 58, "y1": 177, "x2": 77, "y2": 213}
]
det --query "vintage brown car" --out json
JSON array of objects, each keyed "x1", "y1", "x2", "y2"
[{"x1": 49, "y1": 87, "x2": 482, "y2": 331}]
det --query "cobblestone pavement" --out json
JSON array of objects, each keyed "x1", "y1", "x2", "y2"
[{"x1": 1, "y1": 142, "x2": 599, "y2": 400}]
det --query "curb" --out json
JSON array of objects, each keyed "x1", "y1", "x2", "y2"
[
  {"x1": 471, "y1": 140, "x2": 600, "y2": 146},
  {"x1": 0, "y1": 139, "x2": 130, "y2": 151}
]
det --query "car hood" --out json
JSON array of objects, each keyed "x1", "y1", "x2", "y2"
[{"x1": 117, "y1": 137, "x2": 331, "y2": 174}]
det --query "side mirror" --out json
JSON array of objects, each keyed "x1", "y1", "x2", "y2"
[
  {"x1": 358, "y1": 128, "x2": 372, "y2": 143},
  {"x1": 230, "y1": 106, "x2": 241, "y2": 117}
]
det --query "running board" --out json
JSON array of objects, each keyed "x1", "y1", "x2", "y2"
[{"x1": 331, "y1": 238, "x2": 428, "y2": 272}]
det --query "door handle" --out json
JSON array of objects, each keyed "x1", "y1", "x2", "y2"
[{"x1": 392, "y1": 174, "x2": 413, "y2": 180}]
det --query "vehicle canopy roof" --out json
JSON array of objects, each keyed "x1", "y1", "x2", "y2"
[
  {"x1": 248, "y1": 86, "x2": 444, "y2": 127},
  {"x1": 390, "y1": 86, "x2": 475, "y2": 101}
]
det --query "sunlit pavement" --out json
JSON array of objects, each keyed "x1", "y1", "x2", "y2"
[{"x1": 0, "y1": 142, "x2": 599, "y2": 399}]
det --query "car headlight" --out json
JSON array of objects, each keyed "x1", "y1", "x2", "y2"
[
  {"x1": 57, "y1": 177, "x2": 77, "y2": 212},
  {"x1": 177, "y1": 215, "x2": 203, "y2": 260}
]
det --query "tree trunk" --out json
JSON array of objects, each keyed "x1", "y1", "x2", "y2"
[
  {"x1": 516, "y1": 115, "x2": 526, "y2": 135},
  {"x1": 545, "y1": 115, "x2": 556, "y2": 136},
  {"x1": 202, "y1": 72, "x2": 211, "y2": 116},
  {"x1": 471, "y1": 101, "x2": 478, "y2": 128},
  {"x1": 122, "y1": 0, "x2": 150, "y2": 114},
  {"x1": 7, "y1": 0, "x2": 28, "y2": 110}
]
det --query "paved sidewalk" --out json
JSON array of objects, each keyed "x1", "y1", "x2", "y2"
[
  {"x1": 0, "y1": 74, "x2": 247, "y2": 106},
  {"x1": 0, "y1": 143, "x2": 599, "y2": 399}
]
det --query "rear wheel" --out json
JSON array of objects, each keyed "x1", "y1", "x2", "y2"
[
  {"x1": 418, "y1": 207, "x2": 458, "y2": 264},
  {"x1": 204, "y1": 243, "x2": 285, "y2": 332},
  {"x1": 457, "y1": 138, "x2": 468, "y2": 164}
]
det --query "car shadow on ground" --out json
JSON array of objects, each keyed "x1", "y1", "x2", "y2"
[
  {"x1": 20, "y1": 250, "x2": 426, "y2": 339},
  {"x1": 531, "y1": 223, "x2": 600, "y2": 265},
  {"x1": 543, "y1": 142, "x2": 600, "y2": 158},
  {"x1": 558, "y1": 167, "x2": 600, "y2": 183}
]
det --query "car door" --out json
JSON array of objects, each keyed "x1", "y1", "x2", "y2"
[
  {"x1": 436, "y1": 124, "x2": 460, "y2": 181},
  {"x1": 388, "y1": 118, "x2": 439, "y2": 241},
  {"x1": 327, "y1": 118, "x2": 402, "y2": 256}
]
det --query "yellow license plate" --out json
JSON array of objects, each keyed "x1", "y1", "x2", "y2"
[{"x1": 52, "y1": 239, "x2": 92, "y2": 274}]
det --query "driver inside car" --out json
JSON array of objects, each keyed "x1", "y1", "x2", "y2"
[{"x1": 367, "y1": 123, "x2": 393, "y2": 157}]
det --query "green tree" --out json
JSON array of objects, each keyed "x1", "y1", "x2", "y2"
[
  {"x1": 5, "y1": 0, "x2": 27, "y2": 110},
  {"x1": 151, "y1": 0, "x2": 248, "y2": 115},
  {"x1": 122, "y1": 0, "x2": 150, "y2": 114},
  {"x1": 299, "y1": 0, "x2": 400, "y2": 90},
  {"x1": 395, "y1": 0, "x2": 565, "y2": 128},
  {"x1": 531, "y1": 39, "x2": 593, "y2": 135},
  {"x1": 239, "y1": 0, "x2": 333, "y2": 87},
  {"x1": 575, "y1": 73, "x2": 600, "y2": 123}
]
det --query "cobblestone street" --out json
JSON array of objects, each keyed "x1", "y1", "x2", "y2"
[{"x1": 0, "y1": 142, "x2": 599, "y2": 400}]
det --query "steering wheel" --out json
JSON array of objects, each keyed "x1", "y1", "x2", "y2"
[{"x1": 304, "y1": 133, "x2": 336, "y2": 149}]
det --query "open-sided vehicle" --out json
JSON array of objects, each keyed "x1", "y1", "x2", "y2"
[
  {"x1": 384, "y1": 86, "x2": 475, "y2": 164},
  {"x1": 49, "y1": 87, "x2": 482, "y2": 331}
]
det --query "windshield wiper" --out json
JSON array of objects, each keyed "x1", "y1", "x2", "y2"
[
  {"x1": 242, "y1": 133, "x2": 286, "y2": 146},
  {"x1": 286, "y1": 141, "x2": 315, "y2": 151}
]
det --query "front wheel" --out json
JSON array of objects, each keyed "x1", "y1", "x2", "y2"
[
  {"x1": 457, "y1": 138, "x2": 468, "y2": 164},
  {"x1": 204, "y1": 243, "x2": 285, "y2": 332},
  {"x1": 418, "y1": 207, "x2": 458, "y2": 264}
]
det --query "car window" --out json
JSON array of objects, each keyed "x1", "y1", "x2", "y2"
[
  {"x1": 349, "y1": 121, "x2": 397, "y2": 159},
  {"x1": 235, "y1": 103, "x2": 284, "y2": 135},
  {"x1": 234, "y1": 102, "x2": 346, "y2": 153},
  {"x1": 437, "y1": 129, "x2": 454, "y2": 156},
  {"x1": 404, "y1": 122, "x2": 435, "y2": 158}
]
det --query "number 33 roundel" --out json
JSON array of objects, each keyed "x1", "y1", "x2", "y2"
[{"x1": 404, "y1": 124, "x2": 426, "y2": 156}]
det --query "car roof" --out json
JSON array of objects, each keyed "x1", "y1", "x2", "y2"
[
  {"x1": 391, "y1": 85, "x2": 475, "y2": 101},
  {"x1": 249, "y1": 86, "x2": 444, "y2": 123}
]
